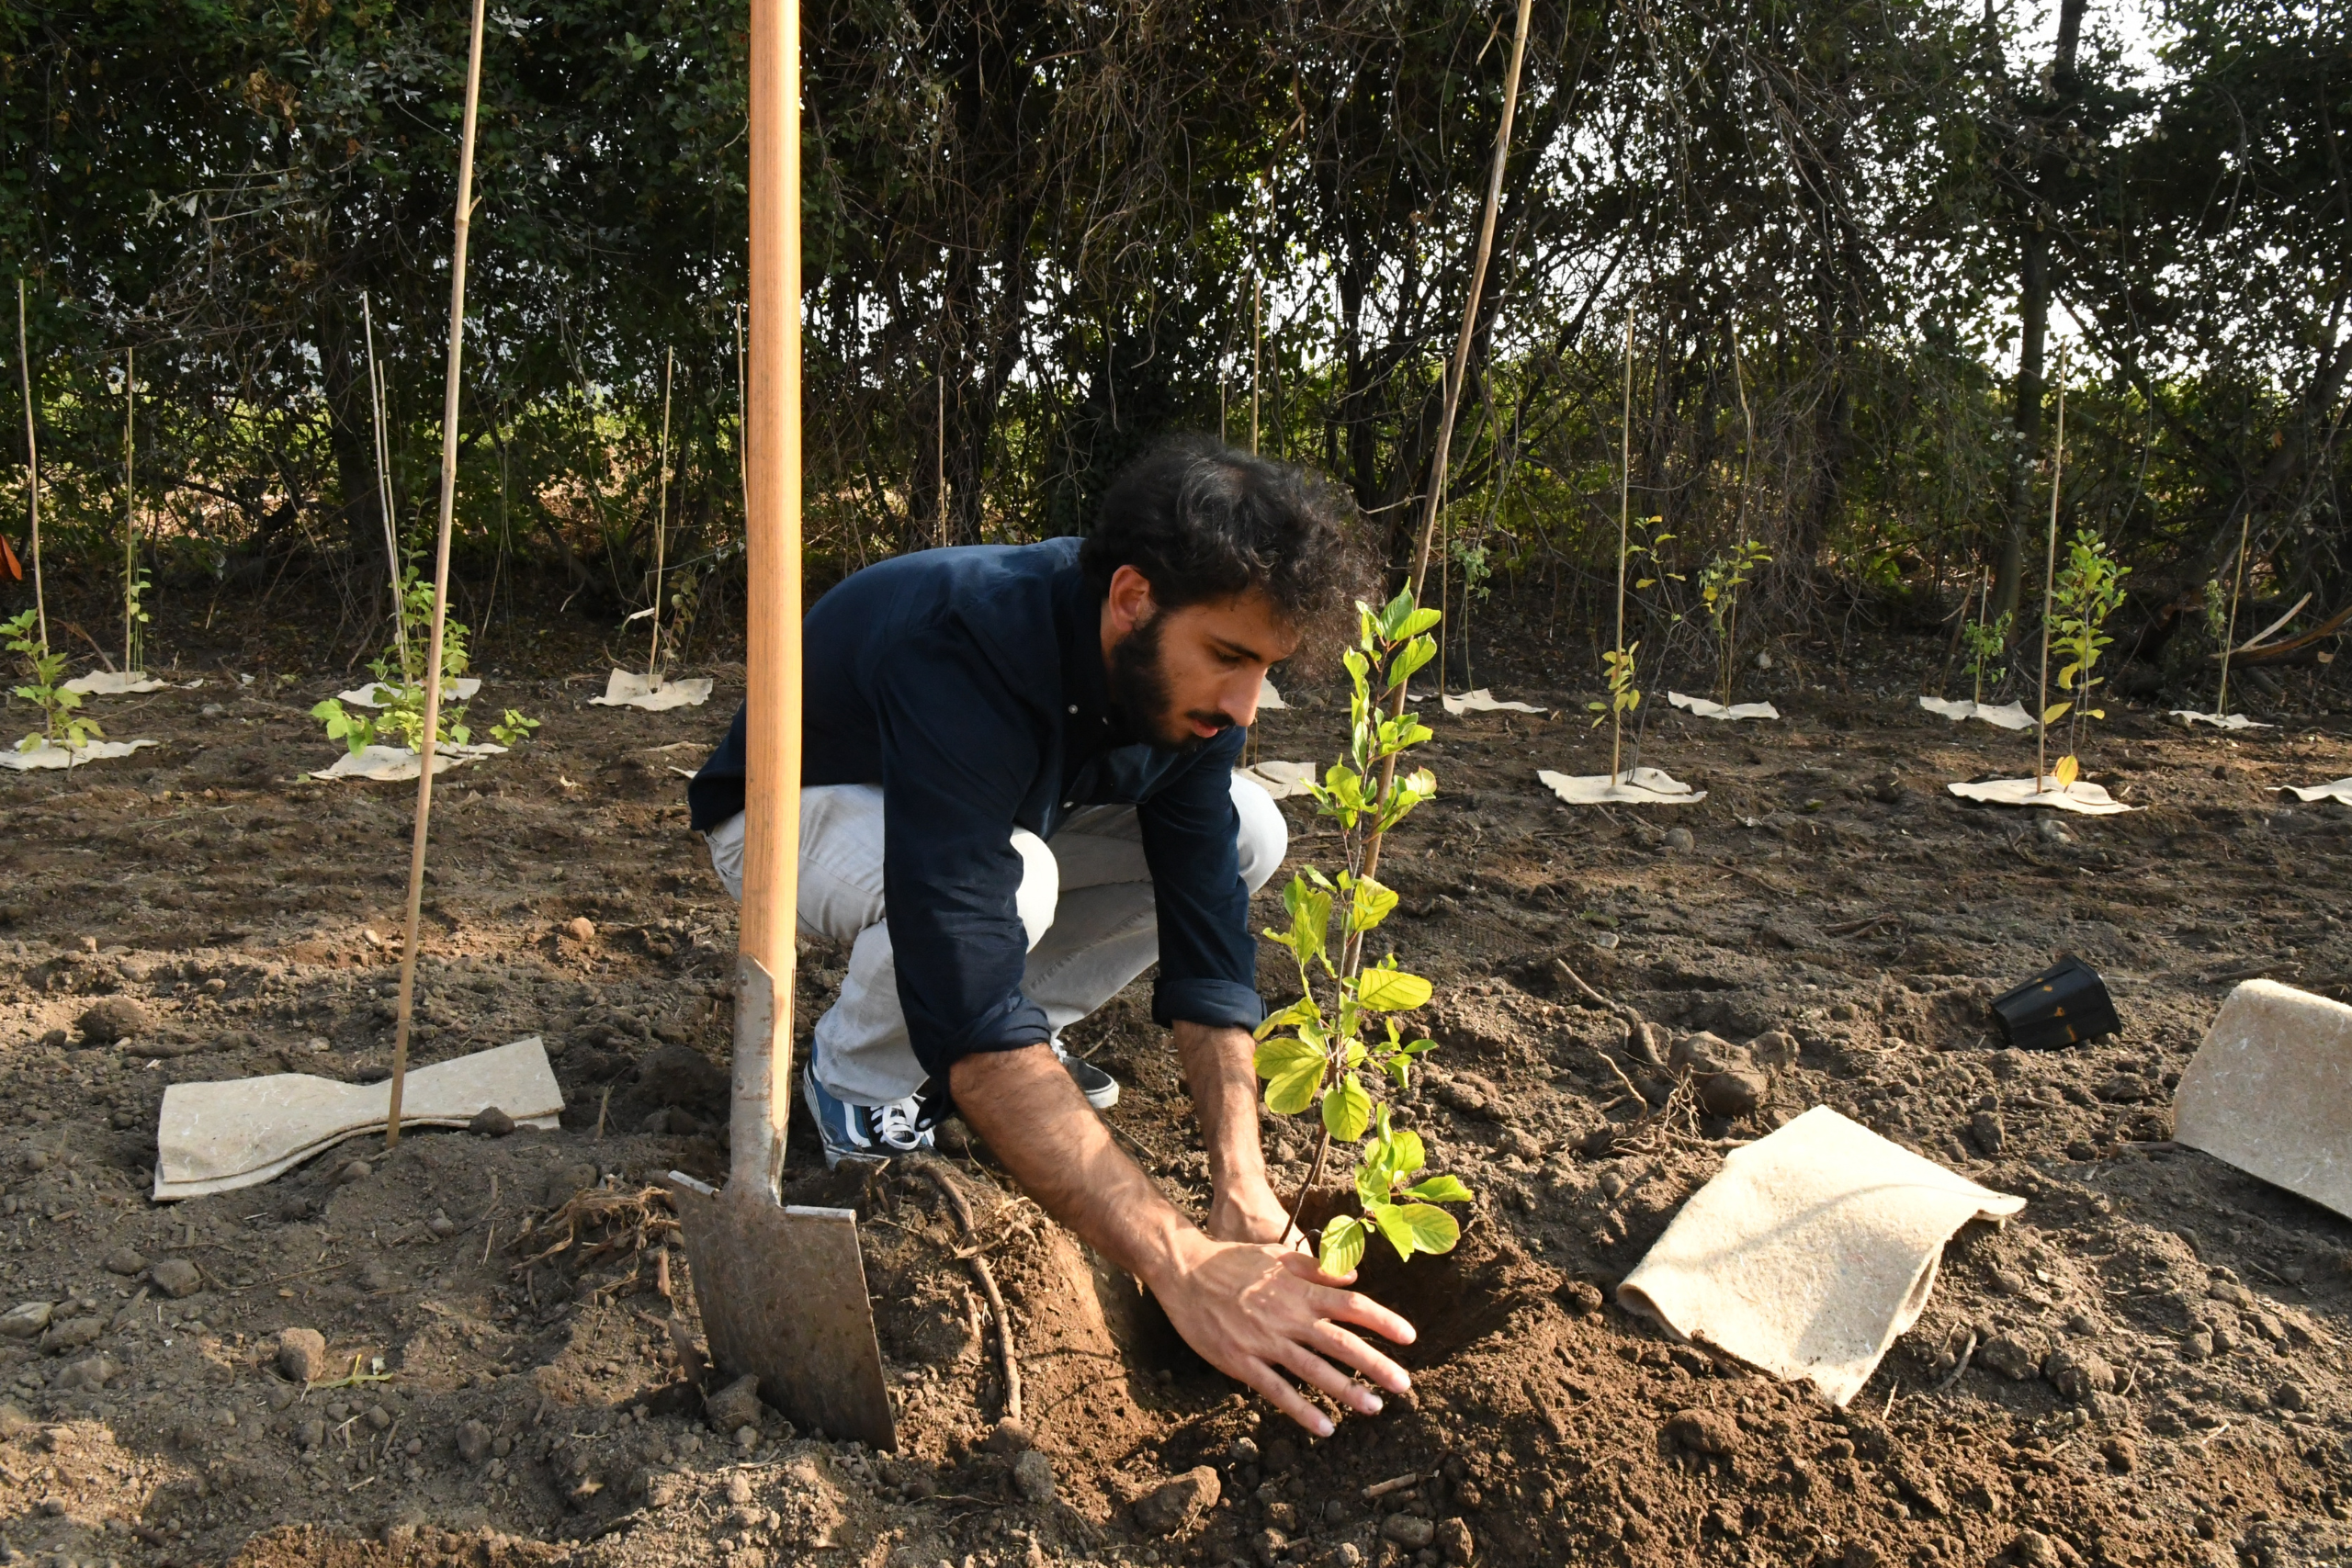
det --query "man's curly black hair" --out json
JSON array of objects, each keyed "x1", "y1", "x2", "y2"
[{"x1": 1080, "y1": 435, "x2": 1368, "y2": 661}]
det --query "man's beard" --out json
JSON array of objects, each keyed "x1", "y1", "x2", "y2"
[{"x1": 1108, "y1": 611, "x2": 1236, "y2": 754}]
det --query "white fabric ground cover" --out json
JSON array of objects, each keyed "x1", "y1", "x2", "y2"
[
  {"x1": 309, "y1": 741, "x2": 507, "y2": 782},
  {"x1": 1538, "y1": 766, "x2": 1707, "y2": 806},
  {"x1": 1618, "y1": 1105, "x2": 2025, "y2": 1406},
  {"x1": 60, "y1": 671, "x2": 169, "y2": 695},
  {"x1": 589, "y1": 670, "x2": 715, "y2": 710},
  {"x1": 0, "y1": 739, "x2": 161, "y2": 771},
  {"x1": 337, "y1": 676, "x2": 481, "y2": 707},
  {"x1": 1918, "y1": 695, "x2": 2034, "y2": 730},
  {"x1": 2169, "y1": 710, "x2": 2274, "y2": 730},
  {"x1": 1669, "y1": 691, "x2": 1781, "y2": 721},
  {"x1": 1441, "y1": 688, "x2": 1548, "y2": 716},
  {"x1": 1945, "y1": 776, "x2": 2136, "y2": 815}
]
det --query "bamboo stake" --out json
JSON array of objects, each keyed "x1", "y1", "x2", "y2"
[
  {"x1": 1609, "y1": 310, "x2": 1627, "y2": 784},
  {"x1": 936, "y1": 367, "x2": 947, "y2": 548},
  {"x1": 387, "y1": 0, "x2": 490, "y2": 1150},
  {"x1": 16, "y1": 280, "x2": 42, "y2": 649},
  {"x1": 363, "y1": 291, "x2": 408, "y2": 671},
  {"x1": 2035, "y1": 342, "x2": 2068, "y2": 792},
  {"x1": 122, "y1": 348, "x2": 136, "y2": 673},
  {"x1": 2216, "y1": 499, "x2": 2255, "y2": 719},
  {"x1": 1250, "y1": 274, "x2": 1262, "y2": 455},
  {"x1": 648, "y1": 345, "x2": 674, "y2": 680},
  {"x1": 1345, "y1": 0, "x2": 1532, "y2": 917}
]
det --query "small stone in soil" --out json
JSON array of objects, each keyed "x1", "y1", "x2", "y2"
[
  {"x1": 1662, "y1": 828, "x2": 1695, "y2": 852},
  {"x1": 1012, "y1": 1449, "x2": 1056, "y2": 1504},
  {"x1": 1380, "y1": 1514, "x2": 1436, "y2": 1550},
  {"x1": 103, "y1": 1247, "x2": 148, "y2": 1276},
  {"x1": 1435, "y1": 1517, "x2": 1475, "y2": 1565},
  {"x1": 77, "y1": 998, "x2": 152, "y2": 1045},
  {"x1": 1559, "y1": 1280, "x2": 1606, "y2": 1316},
  {"x1": 336, "y1": 1158, "x2": 372, "y2": 1184},
  {"x1": 150, "y1": 1258, "x2": 203, "y2": 1299},
  {"x1": 983, "y1": 1416, "x2": 1035, "y2": 1454},
  {"x1": 0, "y1": 1302, "x2": 51, "y2": 1339},
  {"x1": 567, "y1": 917, "x2": 596, "y2": 942},
  {"x1": 456, "y1": 1420, "x2": 491, "y2": 1464},
  {"x1": 705, "y1": 1372, "x2": 763, "y2": 1434},
  {"x1": 469, "y1": 1106, "x2": 516, "y2": 1137}
]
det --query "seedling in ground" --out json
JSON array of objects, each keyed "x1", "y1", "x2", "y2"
[
  {"x1": 1698, "y1": 538, "x2": 1770, "y2": 708},
  {"x1": 311, "y1": 563, "x2": 537, "y2": 755},
  {"x1": 1254, "y1": 591, "x2": 1472, "y2": 1275},
  {"x1": 2041, "y1": 529, "x2": 2129, "y2": 786},
  {"x1": 1962, "y1": 607, "x2": 2012, "y2": 705},
  {"x1": 5, "y1": 608, "x2": 100, "y2": 753}
]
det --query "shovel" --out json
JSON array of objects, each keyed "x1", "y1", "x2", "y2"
[{"x1": 665, "y1": 0, "x2": 895, "y2": 1451}]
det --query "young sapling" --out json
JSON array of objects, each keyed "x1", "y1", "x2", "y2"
[
  {"x1": 5, "y1": 608, "x2": 99, "y2": 753},
  {"x1": 2041, "y1": 529, "x2": 2129, "y2": 786},
  {"x1": 1698, "y1": 538, "x2": 1770, "y2": 709},
  {"x1": 1254, "y1": 590, "x2": 1472, "y2": 1275}
]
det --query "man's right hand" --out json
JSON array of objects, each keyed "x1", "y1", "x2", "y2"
[
  {"x1": 1144, "y1": 1231, "x2": 1415, "y2": 1438},
  {"x1": 949, "y1": 1043, "x2": 1415, "y2": 1437}
]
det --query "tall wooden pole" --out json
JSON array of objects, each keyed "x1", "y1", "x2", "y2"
[
  {"x1": 1250, "y1": 275, "x2": 1261, "y2": 455},
  {"x1": 16, "y1": 281, "x2": 42, "y2": 649},
  {"x1": 387, "y1": 0, "x2": 489, "y2": 1148},
  {"x1": 1612, "y1": 308, "x2": 1634, "y2": 784},
  {"x1": 734, "y1": 0, "x2": 803, "y2": 1190},
  {"x1": 2216, "y1": 499, "x2": 2255, "y2": 718}
]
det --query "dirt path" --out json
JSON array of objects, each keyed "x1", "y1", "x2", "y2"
[{"x1": 1, "y1": 627, "x2": 2348, "y2": 1568}]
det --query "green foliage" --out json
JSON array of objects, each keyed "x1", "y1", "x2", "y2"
[
  {"x1": 2045, "y1": 530, "x2": 2131, "y2": 774},
  {"x1": 4, "y1": 611, "x2": 102, "y2": 753},
  {"x1": 310, "y1": 564, "x2": 535, "y2": 756},
  {"x1": 1588, "y1": 642, "x2": 1642, "y2": 728},
  {"x1": 1962, "y1": 609, "x2": 2013, "y2": 704},
  {"x1": 1697, "y1": 538, "x2": 1771, "y2": 707},
  {"x1": 1253, "y1": 590, "x2": 1469, "y2": 1276},
  {"x1": 123, "y1": 561, "x2": 153, "y2": 675}
]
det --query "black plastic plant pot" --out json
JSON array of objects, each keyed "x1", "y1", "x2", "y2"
[{"x1": 1992, "y1": 955, "x2": 2120, "y2": 1050}]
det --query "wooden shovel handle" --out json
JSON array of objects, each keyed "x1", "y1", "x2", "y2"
[{"x1": 732, "y1": 0, "x2": 801, "y2": 1197}]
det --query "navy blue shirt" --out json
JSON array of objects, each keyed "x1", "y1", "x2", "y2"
[{"x1": 689, "y1": 539, "x2": 1263, "y2": 1083}]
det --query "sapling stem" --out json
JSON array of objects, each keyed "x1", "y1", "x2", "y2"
[
  {"x1": 2036, "y1": 343, "x2": 2067, "y2": 791},
  {"x1": 1250, "y1": 272, "x2": 1262, "y2": 456},
  {"x1": 388, "y1": 0, "x2": 489, "y2": 1150},
  {"x1": 648, "y1": 344, "x2": 674, "y2": 680},
  {"x1": 17, "y1": 279, "x2": 43, "y2": 651}
]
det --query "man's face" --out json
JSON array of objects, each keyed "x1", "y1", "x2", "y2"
[{"x1": 1101, "y1": 564, "x2": 1301, "y2": 753}]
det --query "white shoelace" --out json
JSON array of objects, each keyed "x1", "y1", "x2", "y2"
[{"x1": 872, "y1": 1098, "x2": 929, "y2": 1152}]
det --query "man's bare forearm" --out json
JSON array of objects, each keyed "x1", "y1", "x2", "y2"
[
  {"x1": 1174, "y1": 1021, "x2": 1288, "y2": 1242},
  {"x1": 947, "y1": 1043, "x2": 1203, "y2": 1289}
]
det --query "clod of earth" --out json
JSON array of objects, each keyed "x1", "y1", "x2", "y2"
[
  {"x1": 77, "y1": 997, "x2": 151, "y2": 1044},
  {"x1": 103, "y1": 1247, "x2": 147, "y2": 1275},
  {"x1": 1381, "y1": 1514, "x2": 1437, "y2": 1549},
  {"x1": 2041, "y1": 1345, "x2": 2117, "y2": 1403},
  {"x1": 704, "y1": 1372, "x2": 764, "y2": 1435},
  {"x1": 277, "y1": 1326, "x2": 331, "y2": 1383},
  {"x1": 40, "y1": 1315, "x2": 101, "y2": 1354},
  {"x1": 57, "y1": 1354, "x2": 119, "y2": 1391},
  {"x1": 456, "y1": 1418, "x2": 492, "y2": 1464},
  {"x1": 1977, "y1": 1331, "x2": 2044, "y2": 1380},
  {"x1": 1012, "y1": 1448, "x2": 1056, "y2": 1504},
  {"x1": 1134, "y1": 1465, "x2": 1220, "y2": 1536},
  {"x1": 1664, "y1": 1407, "x2": 1741, "y2": 1457},
  {"x1": 469, "y1": 1105, "x2": 516, "y2": 1136}
]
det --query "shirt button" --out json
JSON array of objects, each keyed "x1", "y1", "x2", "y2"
[
  {"x1": 1062, "y1": 800, "x2": 1074, "y2": 808},
  {"x1": 1067, "y1": 705, "x2": 1078, "y2": 714}
]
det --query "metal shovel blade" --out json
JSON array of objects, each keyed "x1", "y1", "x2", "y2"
[{"x1": 669, "y1": 1171, "x2": 897, "y2": 1448}]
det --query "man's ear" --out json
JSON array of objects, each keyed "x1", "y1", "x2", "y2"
[{"x1": 1106, "y1": 563, "x2": 1158, "y2": 637}]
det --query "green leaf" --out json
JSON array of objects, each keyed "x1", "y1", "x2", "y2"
[
  {"x1": 1400, "y1": 1175, "x2": 1474, "y2": 1204},
  {"x1": 1396, "y1": 606, "x2": 1442, "y2": 640},
  {"x1": 1317, "y1": 1215, "x2": 1366, "y2": 1277},
  {"x1": 1254, "y1": 1037, "x2": 1328, "y2": 1115},
  {"x1": 1346, "y1": 875, "x2": 1398, "y2": 933},
  {"x1": 1355, "y1": 967, "x2": 1432, "y2": 1012},
  {"x1": 2041, "y1": 701, "x2": 2072, "y2": 725},
  {"x1": 1388, "y1": 635, "x2": 1435, "y2": 689},
  {"x1": 1396, "y1": 1203, "x2": 1462, "y2": 1255},
  {"x1": 1367, "y1": 1201, "x2": 1418, "y2": 1261},
  {"x1": 1374, "y1": 1124, "x2": 1426, "y2": 1182},
  {"x1": 1254, "y1": 997, "x2": 1322, "y2": 1041},
  {"x1": 1321, "y1": 1073, "x2": 1372, "y2": 1143}
]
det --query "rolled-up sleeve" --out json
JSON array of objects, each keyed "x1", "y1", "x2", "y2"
[
  {"x1": 1136, "y1": 726, "x2": 1265, "y2": 1032},
  {"x1": 873, "y1": 635, "x2": 1055, "y2": 1079}
]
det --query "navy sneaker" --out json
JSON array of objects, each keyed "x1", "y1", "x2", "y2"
[
  {"x1": 1052, "y1": 1038, "x2": 1120, "y2": 1111},
  {"x1": 800, "y1": 1064, "x2": 933, "y2": 1168}
]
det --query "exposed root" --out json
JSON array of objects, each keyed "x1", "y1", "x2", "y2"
[
  {"x1": 912, "y1": 1158, "x2": 1023, "y2": 1426},
  {"x1": 510, "y1": 1183, "x2": 680, "y2": 1285}
]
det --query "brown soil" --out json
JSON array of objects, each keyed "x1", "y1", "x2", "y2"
[{"x1": 2, "y1": 611, "x2": 2350, "y2": 1568}]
